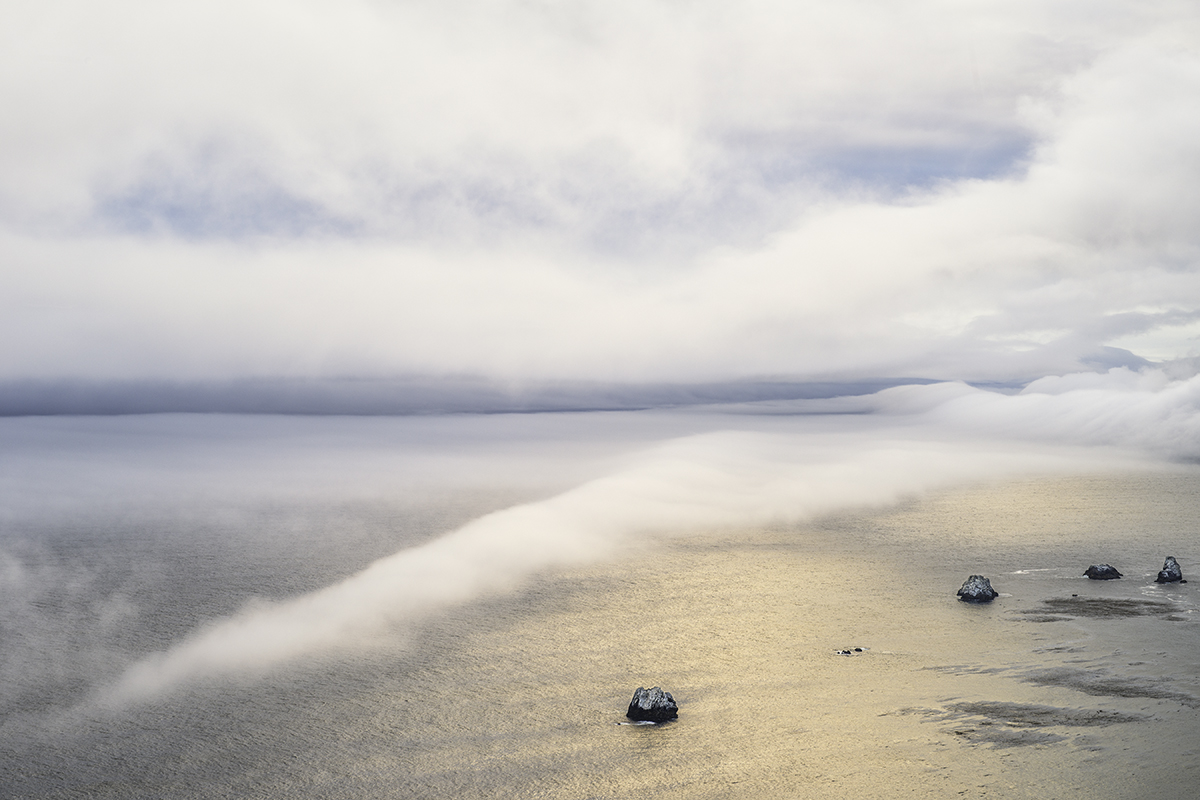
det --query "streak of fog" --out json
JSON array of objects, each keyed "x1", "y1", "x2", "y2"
[{"x1": 6, "y1": 372, "x2": 1187, "y2": 708}]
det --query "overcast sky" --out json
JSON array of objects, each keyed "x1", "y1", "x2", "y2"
[{"x1": 2, "y1": 0, "x2": 1198, "y2": 386}]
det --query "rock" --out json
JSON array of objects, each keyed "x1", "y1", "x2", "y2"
[
  {"x1": 1155, "y1": 556, "x2": 1184, "y2": 584},
  {"x1": 626, "y1": 686, "x2": 678, "y2": 722},
  {"x1": 957, "y1": 575, "x2": 998, "y2": 603},
  {"x1": 1084, "y1": 564, "x2": 1122, "y2": 580}
]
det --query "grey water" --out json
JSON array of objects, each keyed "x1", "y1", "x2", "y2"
[{"x1": 1, "y1": 413, "x2": 1197, "y2": 799}]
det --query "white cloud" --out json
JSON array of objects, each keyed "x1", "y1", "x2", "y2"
[
  {"x1": 0, "y1": 1, "x2": 1197, "y2": 384},
  {"x1": 1107, "y1": 318, "x2": 1200, "y2": 361}
]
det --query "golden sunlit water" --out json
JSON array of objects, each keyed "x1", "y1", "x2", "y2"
[{"x1": 4, "y1": 472, "x2": 1198, "y2": 798}]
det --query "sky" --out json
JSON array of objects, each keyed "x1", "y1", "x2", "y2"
[{"x1": 2, "y1": 0, "x2": 1199, "y2": 393}]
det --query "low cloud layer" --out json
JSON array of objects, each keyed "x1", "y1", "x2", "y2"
[
  {"x1": 68, "y1": 370, "x2": 1189, "y2": 705},
  {"x1": 101, "y1": 437, "x2": 1082, "y2": 703}
]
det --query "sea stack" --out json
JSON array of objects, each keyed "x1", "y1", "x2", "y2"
[
  {"x1": 626, "y1": 686, "x2": 678, "y2": 722},
  {"x1": 1084, "y1": 564, "x2": 1122, "y2": 580},
  {"x1": 957, "y1": 575, "x2": 998, "y2": 603},
  {"x1": 1155, "y1": 556, "x2": 1184, "y2": 584}
]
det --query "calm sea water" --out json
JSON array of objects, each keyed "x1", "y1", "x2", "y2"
[{"x1": 1, "y1": 419, "x2": 1197, "y2": 798}]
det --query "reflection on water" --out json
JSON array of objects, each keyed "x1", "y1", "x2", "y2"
[{"x1": 2, "y1": 472, "x2": 1198, "y2": 798}]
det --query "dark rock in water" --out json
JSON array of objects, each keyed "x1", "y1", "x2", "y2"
[
  {"x1": 1084, "y1": 564, "x2": 1123, "y2": 580},
  {"x1": 626, "y1": 686, "x2": 678, "y2": 722},
  {"x1": 957, "y1": 575, "x2": 998, "y2": 603},
  {"x1": 1155, "y1": 556, "x2": 1184, "y2": 584}
]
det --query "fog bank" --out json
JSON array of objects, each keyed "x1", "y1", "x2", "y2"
[{"x1": 60, "y1": 371, "x2": 1190, "y2": 705}]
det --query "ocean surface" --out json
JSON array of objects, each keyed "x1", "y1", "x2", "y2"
[{"x1": 0, "y1": 412, "x2": 1197, "y2": 798}]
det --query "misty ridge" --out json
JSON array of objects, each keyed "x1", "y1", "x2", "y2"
[
  {"x1": 0, "y1": 347, "x2": 1179, "y2": 416},
  {"x1": 0, "y1": 376, "x2": 938, "y2": 417}
]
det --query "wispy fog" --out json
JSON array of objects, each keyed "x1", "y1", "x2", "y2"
[{"x1": 3, "y1": 371, "x2": 1194, "y2": 713}]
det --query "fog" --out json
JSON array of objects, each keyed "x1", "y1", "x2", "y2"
[{"x1": 1, "y1": 371, "x2": 1194, "y2": 714}]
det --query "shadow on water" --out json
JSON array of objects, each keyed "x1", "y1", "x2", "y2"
[
  {"x1": 1018, "y1": 668, "x2": 1200, "y2": 708},
  {"x1": 892, "y1": 701, "x2": 1148, "y2": 748},
  {"x1": 1017, "y1": 596, "x2": 1187, "y2": 621}
]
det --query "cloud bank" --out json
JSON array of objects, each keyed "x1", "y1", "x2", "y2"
[
  {"x1": 90, "y1": 370, "x2": 1196, "y2": 704},
  {"x1": 0, "y1": 1, "x2": 1197, "y2": 385}
]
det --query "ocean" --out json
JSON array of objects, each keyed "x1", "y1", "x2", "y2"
[{"x1": 0, "y1": 410, "x2": 1196, "y2": 798}]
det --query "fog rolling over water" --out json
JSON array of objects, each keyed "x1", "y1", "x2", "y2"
[
  {"x1": 1, "y1": 373, "x2": 1193, "y2": 712},
  {"x1": 1, "y1": 374, "x2": 1199, "y2": 797}
]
